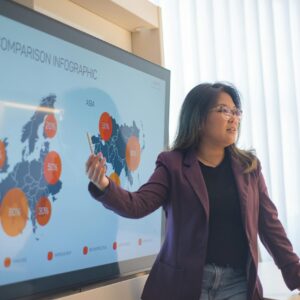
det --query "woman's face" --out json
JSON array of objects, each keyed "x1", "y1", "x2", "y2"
[{"x1": 201, "y1": 92, "x2": 241, "y2": 148}]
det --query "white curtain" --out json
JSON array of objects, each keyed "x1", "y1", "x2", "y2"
[{"x1": 152, "y1": 0, "x2": 300, "y2": 260}]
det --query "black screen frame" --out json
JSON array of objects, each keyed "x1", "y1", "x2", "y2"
[{"x1": 0, "y1": 1, "x2": 170, "y2": 299}]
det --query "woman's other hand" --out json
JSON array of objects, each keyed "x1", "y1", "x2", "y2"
[{"x1": 86, "y1": 153, "x2": 109, "y2": 191}]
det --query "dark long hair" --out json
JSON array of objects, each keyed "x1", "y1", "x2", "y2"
[{"x1": 172, "y1": 82, "x2": 257, "y2": 173}]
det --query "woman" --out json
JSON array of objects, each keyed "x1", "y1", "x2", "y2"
[{"x1": 86, "y1": 82, "x2": 300, "y2": 300}]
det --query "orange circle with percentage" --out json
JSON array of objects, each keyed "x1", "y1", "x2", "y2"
[
  {"x1": 35, "y1": 197, "x2": 52, "y2": 226},
  {"x1": 125, "y1": 136, "x2": 140, "y2": 171},
  {"x1": 1, "y1": 188, "x2": 29, "y2": 237},
  {"x1": 0, "y1": 140, "x2": 6, "y2": 169},
  {"x1": 99, "y1": 112, "x2": 113, "y2": 141},
  {"x1": 44, "y1": 114, "x2": 57, "y2": 138},
  {"x1": 44, "y1": 151, "x2": 62, "y2": 185},
  {"x1": 109, "y1": 172, "x2": 121, "y2": 186},
  {"x1": 4, "y1": 257, "x2": 11, "y2": 268}
]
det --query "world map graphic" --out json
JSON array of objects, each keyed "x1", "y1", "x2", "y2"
[
  {"x1": 91, "y1": 112, "x2": 145, "y2": 186},
  {"x1": 0, "y1": 95, "x2": 62, "y2": 236}
]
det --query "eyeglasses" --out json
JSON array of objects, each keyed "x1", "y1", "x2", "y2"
[{"x1": 210, "y1": 105, "x2": 243, "y2": 121}]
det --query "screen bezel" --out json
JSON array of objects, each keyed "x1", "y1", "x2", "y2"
[{"x1": 0, "y1": 1, "x2": 169, "y2": 299}]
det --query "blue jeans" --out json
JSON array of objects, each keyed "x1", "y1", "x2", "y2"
[{"x1": 200, "y1": 264, "x2": 247, "y2": 300}]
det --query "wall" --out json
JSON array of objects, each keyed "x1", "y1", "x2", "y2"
[{"x1": 14, "y1": 0, "x2": 164, "y2": 65}]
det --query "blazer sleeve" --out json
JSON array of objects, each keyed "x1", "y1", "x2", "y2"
[
  {"x1": 88, "y1": 152, "x2": 170, "y2": 219},
  {"x1": 257, "y1": 163, "x2": 300, "y2": 290}
]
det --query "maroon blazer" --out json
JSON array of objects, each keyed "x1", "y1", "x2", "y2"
[{"x1": 89, "y1": 149, "x2": 300, "y2": 300}]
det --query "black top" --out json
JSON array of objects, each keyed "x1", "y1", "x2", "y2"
[{"x1": 199, "y1": 150, "x2": 248, "y2": 269}]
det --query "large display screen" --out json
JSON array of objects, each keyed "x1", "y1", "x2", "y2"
[{"x1": 0, "y1": 1, "x2": 170, "y2": 299}]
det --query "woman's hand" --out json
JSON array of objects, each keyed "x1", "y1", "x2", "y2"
[{"x1": 86, "y1": 153, "x2": 109, "y2": 191}]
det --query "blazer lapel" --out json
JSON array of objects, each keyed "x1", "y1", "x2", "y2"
[
  {"x1": 181, "y1": 149, "x2": 250, "y2": 222},
  {"x1": 230, "y1": 154, "x2": 250, "y2": 226},
  {"x1": 182, "y1": 149, "x2": 209, "y2": 219}
]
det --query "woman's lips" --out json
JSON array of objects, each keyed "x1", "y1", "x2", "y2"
[{"x1": 226, "y1": 127, "x2": 237, "y2": 133}]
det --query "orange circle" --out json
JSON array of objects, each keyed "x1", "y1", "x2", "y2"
[
  {"x1": 113, "y1": 242, "x2": 117, "y2": 250},
  {"x1": 35, "y1": 197, "x2": 52, "y2": 226},
  {"x1": 109, "y1": 172, "x2": 121, "y2": 186},
  {"x1": 0, "y1": 140, "x2": 6, "y2": 169},
  {"x1": 4, "y1": 257, "x2": 11, "y2": 268},
  {"x1": 99, "y1": 112, "x2": 113, "y2": 141},
  {"x1": 1, "y1": 188, "x2": 29, "y2": 237},
  {"x1": 125, "y1": 136, "x2": 141, "y2": 171},
  {"x1": 47, "y1": 251, "x2": 53, "y2": 261},
  {"x1": 44, "y1": 114, "x2": 57, "y2": 138},
  {"x1": 83, "y1": 246, "x2": 88, "y2": 255},
  {"x1": 44, "y1": 151, "x2": 62, "y2": 185}
]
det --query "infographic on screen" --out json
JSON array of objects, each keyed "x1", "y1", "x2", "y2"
[{"x1": 0, "y1": 14, "x2": 166, "y2": 286}]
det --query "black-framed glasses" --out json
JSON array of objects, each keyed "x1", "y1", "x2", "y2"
[{"x1": 210, "y1": 105, "x2": 243, "y2": 121}]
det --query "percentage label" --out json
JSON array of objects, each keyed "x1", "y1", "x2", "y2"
[{"x1": 86, "y1": 99, "x2": 95, "y2": 107}]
